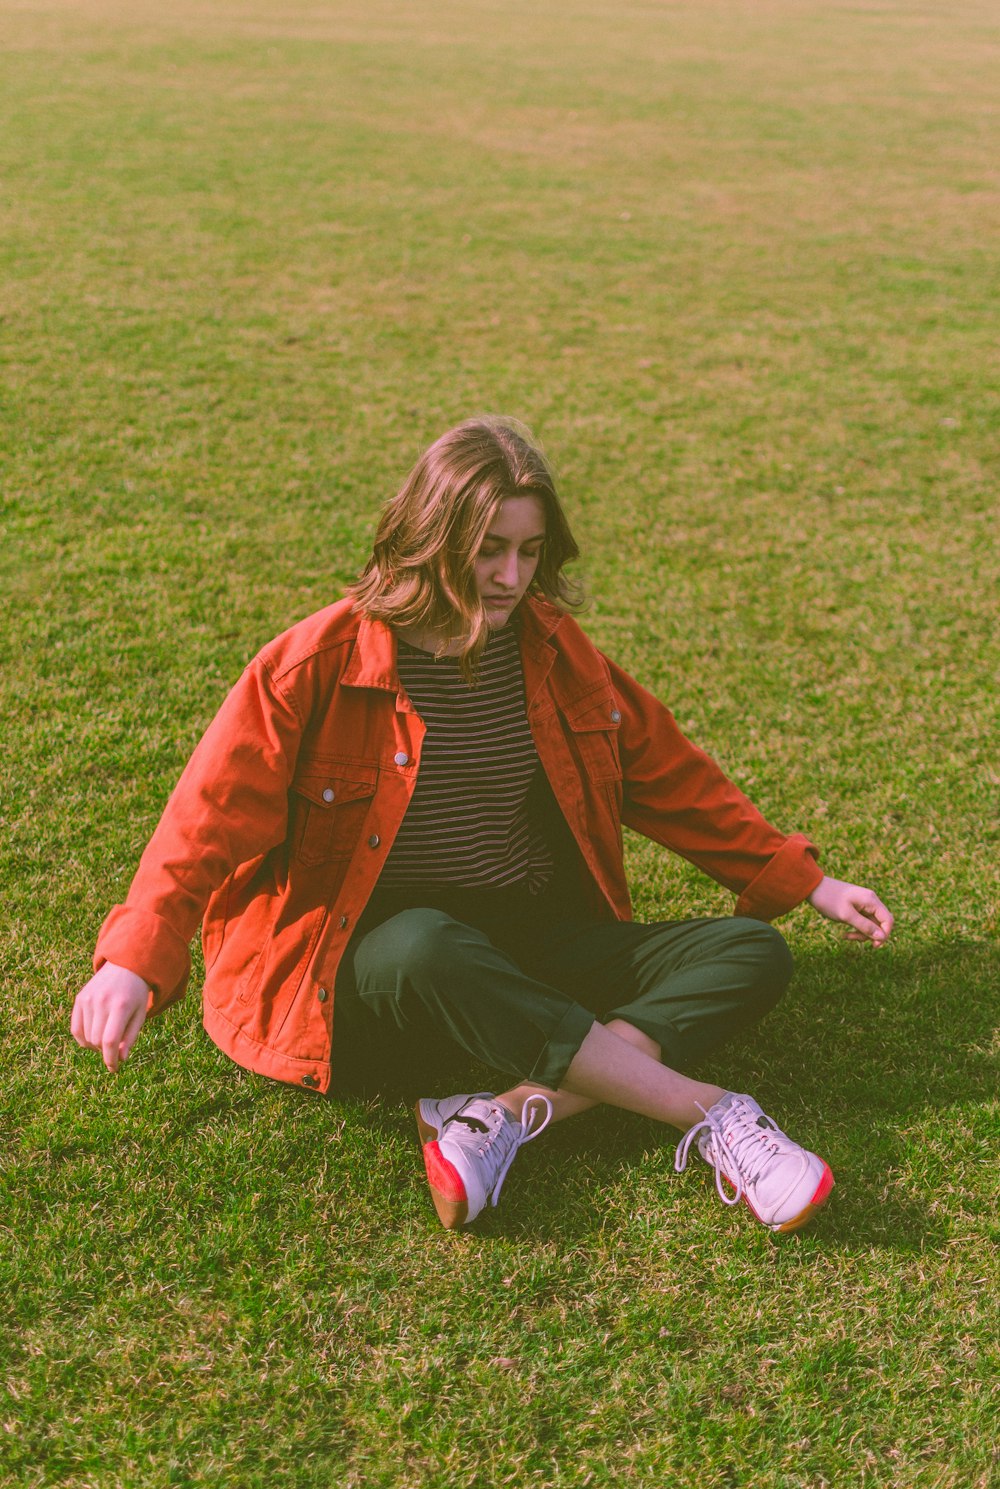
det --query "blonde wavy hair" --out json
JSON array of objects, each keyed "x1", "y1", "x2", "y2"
[{"x1": 349, "y1": 417, "x2": 583, "y2": 677}]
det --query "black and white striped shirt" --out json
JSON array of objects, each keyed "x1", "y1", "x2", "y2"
[{"x1": 380, "y1": 627, "x2": 553, "y2": 892}]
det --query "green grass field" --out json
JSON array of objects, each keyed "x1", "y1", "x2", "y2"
[{"x1": 2, "y1": 0, "x2": 998, "y2": 1484}]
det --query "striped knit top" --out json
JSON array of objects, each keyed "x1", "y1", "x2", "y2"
[{"x1": 379, "y1": 626, "x2": 554, "y2": 892}]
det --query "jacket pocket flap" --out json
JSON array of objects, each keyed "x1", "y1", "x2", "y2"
[
  {"x1": 563, "y1": 690, "x2": 621, "y2": 733},
  {"x1": 291, "y1": 764, "x2": 378, "y2": 808}
]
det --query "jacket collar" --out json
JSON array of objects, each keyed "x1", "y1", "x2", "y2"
[
  {"x1": 342, "y1": 613, "x2": 400, "y2": 693},
  {"x1": 518, "y1": 596, "x2": 563, "y2": 707},
  {"x1": 342, "y1": 596, "x2": 566, "y2": 700}
]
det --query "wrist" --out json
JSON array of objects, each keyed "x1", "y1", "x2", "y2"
[{"x1": 807, "y1": 875, "x2": 829, "y2": 907}]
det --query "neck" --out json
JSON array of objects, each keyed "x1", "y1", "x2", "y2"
[{"x1": 394, "y1": 623, "x2": 467, "y2": 657}]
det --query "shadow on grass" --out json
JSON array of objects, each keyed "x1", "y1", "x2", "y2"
[{"x1": 328, "y1": 939, "x2": 998, "y2": 1255}]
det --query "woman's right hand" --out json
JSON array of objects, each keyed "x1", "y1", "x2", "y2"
[{"x1": 71, "y1": 961, "x2": 150, "y2": 1073}]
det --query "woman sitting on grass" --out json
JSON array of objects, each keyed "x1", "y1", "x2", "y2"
[{"x1": 72, "y1": 417, "x2": 892, "y2": 1233}]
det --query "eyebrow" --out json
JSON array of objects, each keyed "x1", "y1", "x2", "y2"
[{"x1": 483, "y1": 530, "x2": 546, "y2": 544}]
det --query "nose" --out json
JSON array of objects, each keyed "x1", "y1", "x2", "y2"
[{"x1": 493, "y1": 550, "x2": 519, "y2": 590}]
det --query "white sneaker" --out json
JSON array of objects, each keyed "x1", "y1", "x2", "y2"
[
  {"x1": 675, "y1": 1092, "x2": 834, "y2": 1234},
  {"x1": 415, "y1": 1092, "x2": 494, "y2": 1145},
  {"x1": 414, "y1": 1092, "x2": 552, "y2": 1229}
]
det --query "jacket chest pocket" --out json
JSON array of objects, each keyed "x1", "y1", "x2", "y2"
[
  {"x1": 290, "y1": 762, "x2": 379, "y2": 866},
  {"x1": 562, "y1": 689, "x2": 623, "y2": 783}
]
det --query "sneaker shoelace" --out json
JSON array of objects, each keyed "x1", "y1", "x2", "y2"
[
  {"x1": 444, "y1": 1093, "x2": 553, "y2": 1208},
  {"x1": 674, "y1": 1098, "x2": 785, "y2": 1207}
]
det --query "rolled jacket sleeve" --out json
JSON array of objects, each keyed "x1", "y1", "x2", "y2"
[{"x1": 93, "y1": 657, "x2": 304, "y2": 1013}]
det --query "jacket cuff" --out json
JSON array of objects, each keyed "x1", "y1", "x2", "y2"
[
  {"x1": 93, "y1": 904, "x2": 191, "y2": 1015},
  {"x1": 734, "y1": 834, "x2": 824, "y2": 922}
]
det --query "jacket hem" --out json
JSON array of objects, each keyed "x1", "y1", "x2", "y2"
[{"x1": 203, "y1": 998, "x2": 330, "y2": 1093}]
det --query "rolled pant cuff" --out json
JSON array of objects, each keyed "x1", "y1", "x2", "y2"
[{"x1": 524, "y1": 1002, "x2": 597, "y2": 1090}]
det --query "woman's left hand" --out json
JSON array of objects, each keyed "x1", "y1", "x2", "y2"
[{"x1": 807, "y1": 875, "x2": 894, "y2": 947}]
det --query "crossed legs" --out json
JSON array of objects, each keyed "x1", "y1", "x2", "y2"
[
  {"x1": 498, "y1": 1018, "x2": 725, "y2": 1132},
  {"x1": 341, "y1": 907, "x2": 787, "y2": 1130},
  {"x1": 340, "y1": 908, "x2": 831, "y2": 1232}
]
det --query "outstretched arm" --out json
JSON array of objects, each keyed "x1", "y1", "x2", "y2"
[
  {"x1": 604, "y1": 655, "x2": 823, "y2": 919},
  {"x1": 73, "y1": 650, "x2": 307, "y2": 1074},
  {"x1": 88, "y1": 654, "x2": 305, "y2": 1015},
  {"x1": 807, "y1": 875, "x2": 893, "y2": 946}
]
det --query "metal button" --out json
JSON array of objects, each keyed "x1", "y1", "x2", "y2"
[
  {"x1": 610, "y1": 709, "x2": 622, "y2": 724},
  {"x1": 339, "y1": 915, "x2": 349, "y2": 930},
  {"x1": 322, "y1": 787, "x2": 335, "y2": 803},
  {"x1": 393, "y1": 751, "x2": 409, "y2": 767},
  {"x1": 317, "y1": 986, "x2": 328, "y2": 1003},
  {"x1": 302, "y1": 1074, "x2": 320, "y2": 1088},
  {"x1": 368, "y1": 833, "x2": 381, "y2": 849}
]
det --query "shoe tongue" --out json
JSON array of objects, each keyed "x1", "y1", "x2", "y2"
[{"x1": 452, "y1": 1098, "x2": 502, "y2": 1136}]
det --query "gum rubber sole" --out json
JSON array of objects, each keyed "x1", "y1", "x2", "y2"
[
  {"x1": 422, "y1": 1140, "x2": 469, "y2": 1230},
  {"x1": 415, "y1": 1103, "x2": 470, "y2": 1229}
]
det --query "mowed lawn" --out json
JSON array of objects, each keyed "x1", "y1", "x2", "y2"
[{"x1": 2, "y1": 0, "x2": 998, "y2": 1484}]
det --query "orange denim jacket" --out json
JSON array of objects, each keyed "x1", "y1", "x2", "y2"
[{"x1": 94, "y1": 596, "x2": 823, "y2": 1093}]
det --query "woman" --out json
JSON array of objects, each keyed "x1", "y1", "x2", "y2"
[{"x1": 71, "y1": 417, "x2": 893, "y2": 1233}]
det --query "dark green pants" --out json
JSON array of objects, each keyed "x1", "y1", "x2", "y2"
[{"x1": 331, "y1": 885, "x2": 793, "y2": 1094}]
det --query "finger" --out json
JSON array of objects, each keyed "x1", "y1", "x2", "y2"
[
  {"x1": 871, "y1": 901, "x2": 894, "y2": 938},
  {"x1": 845, "y1": 917, "x2": 890, "y2": 947},
  {"x1": 856, "y1": 893, "x2": 893, "y2": 943},
  {"x1": 70, "y1": 995, "x2": 85, "y2": 1046},
  {"x1": 118, "y1": 1003, "x2": 148, "y2": 1064},
  {"x1": 857, "y1": 889, "x2": 889, "y2": 917},
  {"x1": 101, "y1": 1007, "x2": 131, "y2": 1073},
  {"x1": 842, "y1": 905, "x2": 886, "y2": 943},
  {"x1": 80, "y1": 995, "x2": 100, "y2": 1050}
]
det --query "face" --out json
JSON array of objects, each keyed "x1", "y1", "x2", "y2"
[{"x1": 473, "y1": 494, "x2": 547, "y2": 627}]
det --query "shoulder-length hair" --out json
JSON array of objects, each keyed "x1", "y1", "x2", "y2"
[{"x1": 348, "y1": 416, "x2": 583, "y2": 678}]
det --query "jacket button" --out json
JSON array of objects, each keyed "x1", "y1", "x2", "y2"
[
  {"x1": 393, "y1": 751, "x2": 409, "y2": 767},
  {"x1": 339, "y1": 914, "x2": 349, "y2": 929},
  {"x1": 368, "y1": 834, "x2": 380, "y2": 849},
  {"x1": 610, "y1": 709, "x2": 622, "y2": 724},
  {"x1": 322, "y1": 787, "x2": 335, "y2": 803},
  {"x1": 302, "y1": 1074, "x2": 320, "y2": 1088},
  {"x1": 317, "y1": 986, "x2": 328, "y2": 1003}
]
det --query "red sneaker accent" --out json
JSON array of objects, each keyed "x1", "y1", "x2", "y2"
[
  {"x1": 810, "y1": 1161, "x2": 836, "y2": 1207},
  {"x1": 770, "y1": 1162, "x2": 836, "y2": 1235},
  {"x1": 423, "y1": 1140, "x2": 469, "y2": 1229}
]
